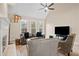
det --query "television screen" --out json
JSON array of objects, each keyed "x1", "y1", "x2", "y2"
[{"x1": 55, "y1": 26, "x2": 70, "y2": 35}]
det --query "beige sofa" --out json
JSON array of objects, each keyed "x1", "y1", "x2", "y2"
[{"x1": 27, "y1": 39, "x2": 62, "y2": 56}]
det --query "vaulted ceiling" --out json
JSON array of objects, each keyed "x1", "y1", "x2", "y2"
[{"x1": 8, "y1": 3, "x2": 50, "y2": 20}]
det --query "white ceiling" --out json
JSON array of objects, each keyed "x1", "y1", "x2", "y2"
[
  {"x1": 8, "y1": 3, "x2": 79, "y2": 20},
  {"x1": 8, "y1": 3, "x2": 51, "y2": 20}
]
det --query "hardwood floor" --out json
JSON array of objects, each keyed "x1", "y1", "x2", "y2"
[
  {"x1": 16, "y1": 45, "x2": 28, "y2": 56},
  {"x1": 3, "y1": 43, "x2": 79, "y2": 56},
  {"x1": 3, "y1": 44, "x2": 17, "y2": 56},
  {"x1": 3, "y1": 44, "x2": 28, "y2": 56}
]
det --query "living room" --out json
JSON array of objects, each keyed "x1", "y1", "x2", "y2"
[{"x1": 0, "y1": 3, "x2": 79, "y2": 56}]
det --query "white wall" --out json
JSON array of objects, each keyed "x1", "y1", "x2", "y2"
[
  {"x1": 0, "y1": 20, "x2": 1, "y2": 55},
  {"x1": 46, "y1": 24, "x2": 53, "y2": 38},
  {"x1": 46, "y1": 3, "x2": 79, "y2": 53},
  {"x1": 0, "y1": 3, "x2": 8, "y2": 17},
  {"x1": 0, "y1": 18, "x2": 9, "y2": 55}
]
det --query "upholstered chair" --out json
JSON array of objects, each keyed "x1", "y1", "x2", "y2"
[{"x1": 58, "y1": 33, "x2": 76, "y2": 56}]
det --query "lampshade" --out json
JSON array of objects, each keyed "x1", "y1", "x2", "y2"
[{"x1": 14, "y1": 15, "x2": 21, "y2": 23}]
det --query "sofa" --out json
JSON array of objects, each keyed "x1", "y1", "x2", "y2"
[{"x1": 27, "y1": 39, "x2": 61, "y2": 56}]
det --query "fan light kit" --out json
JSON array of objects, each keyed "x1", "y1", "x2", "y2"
[{"x1": 40, "y1": 3, "x2": 54, "y2": 12}]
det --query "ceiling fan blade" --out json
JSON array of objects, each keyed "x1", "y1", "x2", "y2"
[
  {"x1": 48, "y1": 3, "x2": 54, "y2": 7},
  {"x1": 40, "y1": 3, "x2": 45, "y2": 7},
  {"x1": 48, "y1": 8, "x2": 54, "y2": 10}
]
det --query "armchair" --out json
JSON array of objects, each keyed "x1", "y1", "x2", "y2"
[{"x1": 58, "y1": 33, "x2": 76, "y2": 56}]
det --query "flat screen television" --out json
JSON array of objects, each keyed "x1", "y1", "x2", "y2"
[{"x1": 55, "y1": 26, "x2": 70, "y2": 36}]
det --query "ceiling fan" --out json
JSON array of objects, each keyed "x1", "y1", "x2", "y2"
[{"x1": 39, "y1": 3, "x2": 54, "y2": 12}]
